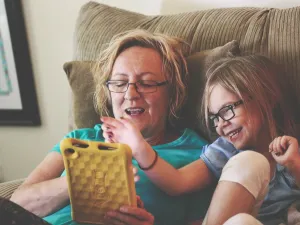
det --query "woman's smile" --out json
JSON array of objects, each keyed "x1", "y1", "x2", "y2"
[{"x1": 125, "y1": 107, "x2": 145, "y2": 116}]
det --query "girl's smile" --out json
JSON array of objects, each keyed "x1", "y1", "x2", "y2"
[{"x1": 209, "y1": 84, "x2": 263, "y2": 151}]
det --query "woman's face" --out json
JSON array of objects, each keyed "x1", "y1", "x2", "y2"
[
  {"x1": 110, "y1": 46, "x2": 169, "y2": 137},
  {"x1": 209, "y1": 84, "x2": 263, "y2": 150}
]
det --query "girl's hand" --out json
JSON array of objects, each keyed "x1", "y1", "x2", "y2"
[
  {"x1": 101, "y1": 116, "x2": 146, "y2": 157},
  {"x1": 104, "y1": 197, "x2": 154, "y2": 225},
  {"x1": 269, "y1": 136, "x2": 300, "y2": 168}
]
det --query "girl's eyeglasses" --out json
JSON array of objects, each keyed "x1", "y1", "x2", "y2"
[{"x1": 209, "y1": 100, "x2": 244, "y2": 128}]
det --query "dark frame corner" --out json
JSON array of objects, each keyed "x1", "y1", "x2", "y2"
[{"x1": 0, "y1": 0, "x2": 41, "y2": 126}]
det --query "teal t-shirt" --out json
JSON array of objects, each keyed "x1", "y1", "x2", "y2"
[{"x1": 44, "y1": 124, "x2": 210, "y2": 225}]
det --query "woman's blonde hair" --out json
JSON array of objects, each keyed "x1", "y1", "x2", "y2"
[
  {"x1": 93, "y1": 29, "x2": 189, "y2": 126},
  {"x1": 202, "y1": 55, "x2": 298, "y2": 140}
]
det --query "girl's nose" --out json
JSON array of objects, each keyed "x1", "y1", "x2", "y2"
[{"x1": 216, "y1": 117, "x2": 230, "y2": 134}]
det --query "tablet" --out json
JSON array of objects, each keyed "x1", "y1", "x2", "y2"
[{"x1": 60, "y1": 138, "x2": 137, "y2": 224}]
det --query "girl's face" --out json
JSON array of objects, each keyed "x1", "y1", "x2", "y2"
[{"x1": 209, "y1": 84, "x2": 264, "y2": 150}]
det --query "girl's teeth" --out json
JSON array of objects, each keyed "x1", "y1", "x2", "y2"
[{"x1": 229, "y1": 129, "x2": 241, "y2": 137}]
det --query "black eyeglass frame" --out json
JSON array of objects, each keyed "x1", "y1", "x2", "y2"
[
  {"x1": 209, "y1": 100, "x2": 244, "y2": 128},
  {"x1": 105, "y1": 80, "x2": 168, "y2": 93}
]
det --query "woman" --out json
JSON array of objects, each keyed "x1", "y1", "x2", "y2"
[
  {"x1": 10, "y1": 30, "x2": 211, "y2": 225},
  {"x1": 102, "y1": 55, "x2": 300, "y2": 225}
]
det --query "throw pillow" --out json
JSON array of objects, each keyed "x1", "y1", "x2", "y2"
[
  {"x1": 63, "y1": 61, "x2": 100, "y2": 129},
  {"x1": 183, "y1": 40, "x2": 240, "y2": 140}
]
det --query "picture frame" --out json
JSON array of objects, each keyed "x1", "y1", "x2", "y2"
[{"x1": 0, "y1": 0, "x2": 40, "y2": 126}]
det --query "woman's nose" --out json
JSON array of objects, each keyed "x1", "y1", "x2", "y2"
[{"x1": 124, "y1": 83, "x2": 140, "y2": 100}]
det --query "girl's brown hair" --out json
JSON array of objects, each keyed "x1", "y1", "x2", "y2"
[{"x1": 202, "y1": 55, "x2": 298, "y2": 139}]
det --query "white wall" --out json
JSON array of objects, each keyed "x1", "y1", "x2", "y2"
[{"x1": 0, "y1": 0, "x2": 299, "y2": 182}]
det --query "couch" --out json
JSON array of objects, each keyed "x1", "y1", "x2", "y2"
[{"x1": 1, "y1": 1, "x2": 299, "y2": 199}]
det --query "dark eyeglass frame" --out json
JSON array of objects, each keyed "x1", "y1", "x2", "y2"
[
  {"x1": 105, "y1": 80, "x2": 168, "y2": 93},
  {"x1": 209, "y1": 100, "x2": 244, "y2": 128}
]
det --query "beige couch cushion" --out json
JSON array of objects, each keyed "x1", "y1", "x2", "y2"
[{"x1": 70, "y1": 2, "x2": 300, "y2": 139}]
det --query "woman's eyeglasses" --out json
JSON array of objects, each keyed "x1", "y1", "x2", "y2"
[
  {"x1": 209, "y1": 100, "x2": 244, "y2": 128},
  {"x1": 106, "y1": 80, "x2": 168, "y2": 93}
]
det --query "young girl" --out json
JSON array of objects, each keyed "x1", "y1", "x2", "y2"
[{"x1": 101, "y1": 55, "x2": 300, "y2": 225}]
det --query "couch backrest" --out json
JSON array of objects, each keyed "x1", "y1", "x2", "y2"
[{"x1": 71, "y1": 1, "x2": 300, "y2": 140}]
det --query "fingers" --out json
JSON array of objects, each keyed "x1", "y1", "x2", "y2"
[
  {"x1": 104, "y1": 217, "x2": 127, "y2": 225},
  {"x1": 280, "y1": 136, "x2": 289, "y2": 150},
  {"x1": 101, "y1": 117, "x2": 128, "y2": 141},
  {"x1": 132, "y1": 166, "x2": 140, "y2": 182},
  {"x1": 118, "y1": 117, "x2": 136, "y2": 129},
  {"x1": 269, "y1": 136, "x2": 283, "y2": 156},
  {"x1": 133, "y1": 166, "x2": 138, "y2": 175},
  {"x1": 101, "y1": 117, "x2": 123, "y2": 142},
  {"x1": 275, "y1": 136, "x2": 284, "y2": 155},
  {"x1": 102, "y1": 128, "x2": 115, "y2": 143},
  {"x1": 136, "y1": 196, "x2": 144, "y2": 208},
  {"x1": 119, "y1": 206, "x2": 154, "y2": 221},
  {"x1": 105, "y1": 208, "x2": 153, "y2": 225},
  {"x1": 101, "y1": 116, "x2": 129, "y2": 130},
  {"x1": 269, "y1": 136, "x2": 294, "y2": 157}
]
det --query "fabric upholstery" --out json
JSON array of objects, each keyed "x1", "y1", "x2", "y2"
[
  {"x1": 63, "y1": 61, "x2": 98, "y2": 129},
  {"x1": 0, "y1": 179, "x2": 24, "y2": 199}
]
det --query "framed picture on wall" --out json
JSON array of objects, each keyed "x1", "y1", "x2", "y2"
[{"x1": 0, "y1": 0, "x2": 40, "y2": 125}]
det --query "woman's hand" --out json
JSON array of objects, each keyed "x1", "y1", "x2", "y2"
[
  {"x1": 104, "y1": 196, "x2": 154, "y2": 225},
  {"x1": 269, "y1": 136, "x2": 300, "y2": 168}
]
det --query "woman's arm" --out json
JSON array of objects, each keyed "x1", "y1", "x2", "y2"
[
  {"x1": 10, "y1": 152, "x2": 69, "y2": 217},
  {"x1": 101, "y1": 116, "x2": 215, "y2": 195}
]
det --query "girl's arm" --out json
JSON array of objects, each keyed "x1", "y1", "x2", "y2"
[
  {"x1": 10, "y1": 152, "x2": 69, "y2": 217},
  {"x1": 135, "y1": 142, "x2": 214, "y2": 195},
  {"x1": 101, "y1": 117, "x2": 215, "y2": 195},
  {"x1": 269, "y1": 135, "x2": 300, "y2": 187}
]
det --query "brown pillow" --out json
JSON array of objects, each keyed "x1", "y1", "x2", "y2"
[
  {"x1": 64, "y1": 40, "x2": 240, "y2": 141},
  {"x1": 183, "y1": 40, "x2": 240, "y2": 140},
  {"x1": 63, "y1": 61, "x2": 100, "y2": 129}
]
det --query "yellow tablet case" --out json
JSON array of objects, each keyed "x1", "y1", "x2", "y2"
[{"x1": 60, "y1": 138, "x2": 137, "y2": 224}]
